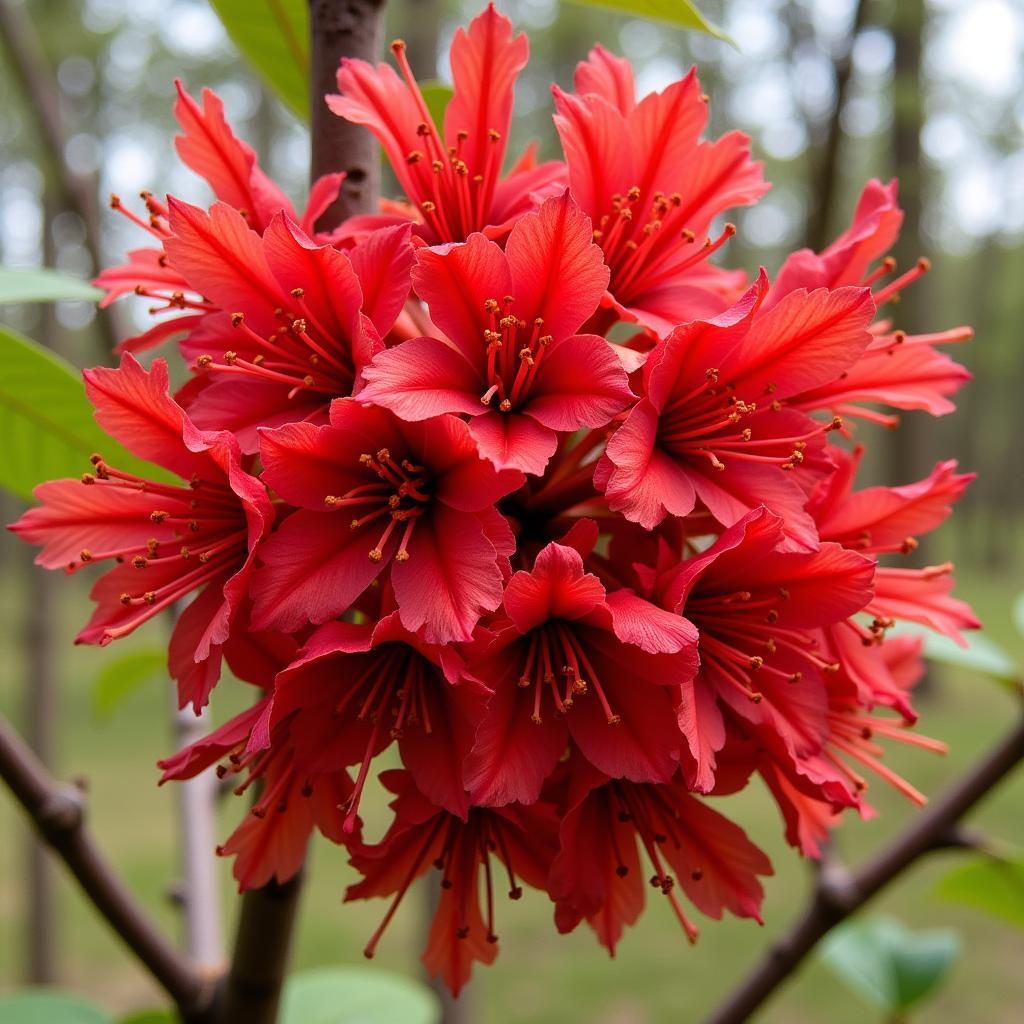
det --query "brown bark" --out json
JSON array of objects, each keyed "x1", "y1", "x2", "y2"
[{"x1": 309, "y1": 0, "x2": 387, "y2": 229}]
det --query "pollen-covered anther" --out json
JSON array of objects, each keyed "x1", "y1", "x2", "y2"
[
  {"x1": 119, "y1": 592, "x2": 131, "y2": 605},
  {"x1": 150, "y1": 510, "x2": 169, "y2": 523},
  {"x1": 748, "y1": 655, "x2": 764, "y2": 670},
  {"x1": 368, "y1": 548, "x2": 384, "y2": 563},
  {"x1": 79, "y1": 549, "x2": 92, "y2": 562},
  {"x1": 131, "y1": 556, "x2": 147, "y2": 569},
  {"x1": 196, "y1": 354, "x2": 213, "y2": 369},
  {"x1": 223, "y1": 350, "x2": 238, "y2": 365}
]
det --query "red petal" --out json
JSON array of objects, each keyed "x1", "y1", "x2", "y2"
[
  {"x1": 505, "y1": 191, "x2": 609, "y2": 340},
  {"x1": 468, "y1": 410, "x2": 557, "y2": 475},
  {"x1": 503, "y1": 542, "x2": 606, "y2": 632}
]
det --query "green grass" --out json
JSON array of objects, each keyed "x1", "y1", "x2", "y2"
[{"x1": 1, "y1": 561, "x2": 1022, "y2": 1023}]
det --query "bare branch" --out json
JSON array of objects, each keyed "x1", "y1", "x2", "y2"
[
  {"x1": 0, "y1": 713, "x2": 214, "y2": 1019},
  {"x1": 704, "y1": 714, "x2": 1024, "y2": 1024}
]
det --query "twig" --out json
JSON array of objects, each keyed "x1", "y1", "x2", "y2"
[
  {"x1": 0, "y1": 0, "x2": 119, "y2": 355},
  {"x1": 0, "y1": 713, "x2": 213, "y2": 1020},
  {"x1": 704, "y1": 715, "x2": 1024, "y2": 1024},
  {"x1": 308, "y1": 0, "x2": 387, "y2": 229}
]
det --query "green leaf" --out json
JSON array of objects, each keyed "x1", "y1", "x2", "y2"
[
  {"x1": 116, "y1": 1012, "x2": 176, "y2": 1024},
  {"x1": 936, "y1": 856, "x2": 1024, "y2": 930},
  {"x1": 0, "y1": 989, "x2": 112, "y2": 1024},
  {"x1": 888, "y1": 621, "x2": 1021, "y2": 690},
  {"x1": 93, "y1": 649, "x2": 167, "y2": 718},
  {"x1": 209, "y1": 0, "x2": 309, "y2": 120},
  {"x1": 563, "y1": 0, "x2": 732, "y2": 42},
  {"x1": 1012, "y1": 591, "x2": 1024, "y2": 638},
  {"x1": 420, "y1": 81, "x2": 454, "y2": 133},
  {"x1": 280, "y1": 967, "x2": 441, "y2": 1024},
  {"x1": 819, "y1": 917, "x2": 960, "y2": 1013},
  {"x1": 0, "y1": 267, "x2": 102, "y2": 305},
  {"x1": 0, "y1": 324, "x2": 170, "y2": 502}
]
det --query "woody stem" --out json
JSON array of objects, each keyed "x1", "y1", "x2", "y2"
[
  {"x1": 704, "y1": 710, "x2": 1024, "y2": 1024},
  {"x1": 0, "y1": 714, "x2": 214, "y2": 1021}
]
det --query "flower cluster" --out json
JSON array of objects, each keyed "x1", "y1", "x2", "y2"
[{"x1": 11, "y1": 4, "x2": 977, "y2": 995}]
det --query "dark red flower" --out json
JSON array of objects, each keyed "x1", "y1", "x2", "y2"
[
  {"x1": 269, "y1": 608, "x2": 488, "y2": 826},
  {"x1": 549, "y1": 755, "x2": 772, "y2": 954},
  {"x1": 552, "y1": 47, "x2": 768, "y2": 334},
  {"x1": 251, "y1": 399, "x2": 521, "y2": 642},
  {"x1": 10, "y1": 355, "x2": 272, "y2": 711},
  {"x1": 463, "y1": 541, "x2": 698, "y2": 805},
  {"x1": 328, "y1": 4, "x2": 565, "y2": 244},
  {"x1": 358, "y1": 190, "x2": 634, "y2": 475},
  {"x1": 345, "y1": 770, "x2": 558, "y2": 995}
]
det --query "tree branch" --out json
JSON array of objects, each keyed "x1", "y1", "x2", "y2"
[
  {"x1": 805, "y1": 0, "x2": 869, "y2": 251},
  {"x1": 0, "y1": 713, "x2": 214, "y2": 1020},
  {"x1": 308, "y1": 0, "x2": 387, "y2": 229},
  {"x1": 704, "y1": 714, "x2": 1024, "y2": 1024}
]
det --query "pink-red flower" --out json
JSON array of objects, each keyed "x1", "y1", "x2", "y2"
[
  {"x1": 328, "y1": 4, "x2": 564, "y2": 244},
  {"x1": 358, "y1": 190, "x2": 633, "y2": 475},
  {"x1": 10, "y1": 355, "x2": 272, "y2": 711},
  {"x1": 251, "y1": 399, "x2": 521, "y2": 642},
  {"x1": 553, "y1": 46, "x2": 768, "y2": 334}
]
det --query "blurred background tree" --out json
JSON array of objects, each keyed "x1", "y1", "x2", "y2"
[{"x1": 1, "y1": 1, "x2": 1022, "y2": 1021}]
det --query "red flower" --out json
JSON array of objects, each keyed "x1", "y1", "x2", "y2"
[
  {"x1": 166, "y1": 200, "x2": 412, "y2": 450},
  {"x1": 10, "y1": 355, "x2": 272, "y2": 711},
  {"x1": 251, "y1": 399, "x2": 521, "y2": 642},
  {"x1": 95, "y1": 81, "x2": 347, "y2": 354},
  {"x1": 158, "y1": 693, "x2": 355, "y2": 891},
  {"x1": 358, "y1": 191, "x2": 634, "y2": 474},
  {"x1": 549, "y1": 755, "x2": 772, "y2": 954},
  {"x1": 552, "y1": 47, "x2": 768, "y2": 334},
  {"x1": 641, "y1": 508, "x2": 874, "y2": 793},
  {"x1": 463, "y1": 541, "x2": 698, "y2": 805},
  {"x1": 269, "y1": 609, "x2": 489, "y2": 826},
  {"x1": 595, "y1": 273, "x2": 875, "y2": 547},
  {"x1": 769, "y1": 180, "x2": 971, "y2": 427},
  {"x1": 328, "y1": 4, "x2": 565, "y2": 244},
  {"x1": 345, "y1": 770, "x2": 558, "y2": 995}
]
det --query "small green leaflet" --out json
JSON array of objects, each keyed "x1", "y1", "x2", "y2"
[
  {"x1": 0, "y1": 325, "x2": 170, "y2": 502},
  {"x1": 93, "y1": 649, "x2": 168, "y2": 718},
  {"x1": 279, "y1": 967, "x2": 441, "y2": 1024},
  {"x1": 0, "y1": 267, "x2": 102, "y2": 305},
  {"x1": 563, "y1": 0, "x2": 732, "y2": 42},
  {"x1": 936, "y1": 856, "x2": 1024, "y2": 930},
  {"x1": 420, "y1": 81, "x2": 454, "y2": 133},
  {"x1": 888, "y1": 621, "x2": 1021, "y2": 692},
  {"x1": 209, "y1": 0, "x2": 309, "y2": 120},
  {"x1": 819, "y1": 917, "x2": 960, "y2": 1014}
]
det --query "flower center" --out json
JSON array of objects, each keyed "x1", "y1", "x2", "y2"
[
  {"x1": 593, "y1": 184, "x2": 736, "y2": 300},
  {"x1": 658, "y1": 369, "x2": 843, "y2": 473},
  {"x1": 324, "y1": 448, "x2": 432, "y2": 563},
  {"x1": 518, "y1": 622, "x2": 621, "y2": 726},
  {"x1": 478, "y1": 296, "x2": 552, "y2": 413}
]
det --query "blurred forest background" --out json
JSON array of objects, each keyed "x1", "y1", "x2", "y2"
[{"x1": 1, "y1": 0, "x2": 1022, "y2": 1022}]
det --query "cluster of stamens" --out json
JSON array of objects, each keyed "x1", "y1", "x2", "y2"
[
  {"x1": 479, "y1": 296, "x2": 553, "y2": 412},
  {"x1": 594, "y1": 184, "x2": 736, "y2": 300},
  {"x1": 391, "y1": 40, "x2": 505, "y2": 241},
  {"x1": 324, "y1": 448, "x2": 432, "y2": 563},
  {"x1": 517, "y1": 622, "x2": 621, "y2": 726},
  {"x1": 75, "y1": 455, "x2": 246, "y2": 636},
  {"x1": 687, "y1": 586, "x2": 841, "y2": 705},
  {"x1": 659, "y1": 370, "x2": 842, "y2": 474}
]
